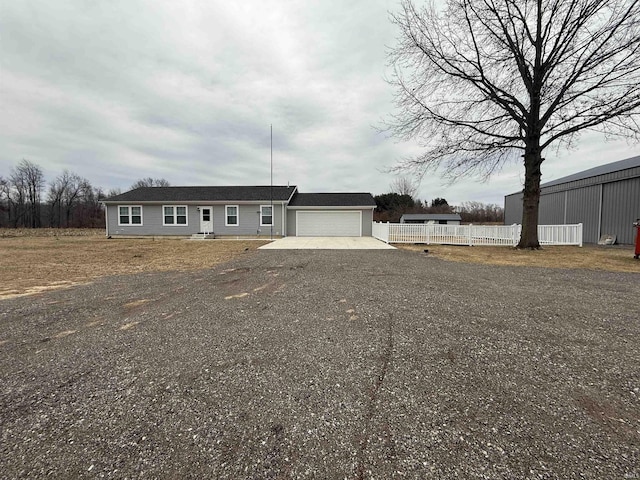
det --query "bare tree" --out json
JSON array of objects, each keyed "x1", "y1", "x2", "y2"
[
  {"x1": 131, "y1": 177, "x2": 170, "y2": 189},
  {"x1": 390, "y1": 176, "x2": 420, "y2": 198},
  {"x1": 8, "y1": 160, "x2": 45, "y2": 228},
  {"x1": 106, "y1": 188, "x2": 122, "y2": 198},
  {"x1": 457, "y1": 201, "x2": 504, "y2": 223},
  {"x1": 46, "y1": 171, "x2": 88, "y2": 227},
  {"x1": 0, "y1": 176, "x2": 9, "y2": 227},
  {"x1": 387, "y1": 0, "x2": 640, "y2": 248},
  {"x1": 47, "y1": 172, "x2": 70, "y2": 227}
]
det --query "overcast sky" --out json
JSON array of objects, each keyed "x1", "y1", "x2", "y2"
[{"x1": 1, "y1": 0, "x2": 637, "y2": 206}]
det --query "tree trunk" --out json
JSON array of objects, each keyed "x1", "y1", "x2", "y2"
[{"x1": 518, "y1": 147, "x2": 543, "y2": 249}]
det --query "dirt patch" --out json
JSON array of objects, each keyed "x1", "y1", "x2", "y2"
[
  {"x1": 397, "y1": 244, "x2": 639, "y2": 273},
  {"x1": 0, "y1": 230, "x2": 268, "y2": 299}
]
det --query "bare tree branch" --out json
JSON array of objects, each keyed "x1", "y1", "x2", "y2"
[{"x1": 386, "y1": 0, "x2": 640, "y2": 247}]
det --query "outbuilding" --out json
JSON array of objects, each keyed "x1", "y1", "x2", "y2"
[
  {"x1": 504, "y1": 155, "x2": 640, "y2": 244},
  {"x1": 400, "y1": 213, "x2": 462, "y2": 225}
]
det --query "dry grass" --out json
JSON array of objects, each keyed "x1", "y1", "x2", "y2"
[
  {"x1": 2, "y1": 228, "x2": 637, "y2": 300},
  {"x1": 397, "y1": 243, "x2": 639, "y2": 273},
  {"x1": 0, "y1": 229, "x2": 268, "y2": 299}
]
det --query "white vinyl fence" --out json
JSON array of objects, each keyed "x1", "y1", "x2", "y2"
[{"x1": 372, "y1": 222, "x2": 583, "y2": 247}]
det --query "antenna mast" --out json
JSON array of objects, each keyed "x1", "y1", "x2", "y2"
[{"x1": 270, "y1": 124, "x2": 273, "y2": 240}]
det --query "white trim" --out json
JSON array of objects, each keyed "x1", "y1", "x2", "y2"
[
  {"x1": 162, "y1": 205, "x2": 188, "y2": 226},
  {"x1": 296, "y1": 210, "x2": 362, "y2": 237},
  {"x1": 286, "y1": 187, "x2": 298, "y2": 203},
  {"x1": 105, "y1": 203, "x2": 109, "y2": 236},
  {"x1": 199, "y1": 206, "x2": 213, "y2": 233},
  {"x1": 117, "y1": 205, "x2": 143, "y2": 226},
  {"x1": 260, "y1": 205, "x2": 273, "y2": 226},
  {"x1": 225, "y1": 205, "x2": 239, "y2": 226},
  {"x1": 287, "y1": 205, "x2": 375, "y2": 210}
]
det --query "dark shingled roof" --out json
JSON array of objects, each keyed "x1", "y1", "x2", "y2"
[
  {"x1": 401, "y1": 213, "x2": 462, "y2": 221},
  {"x1": 104, "y1": 186, "x2": 297, "y2": 203},
  {"x1": 289, "y1": 193, "x2": 376, "y2": 207}
]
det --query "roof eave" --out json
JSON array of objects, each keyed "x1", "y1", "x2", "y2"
[{"x1": 287, "y1": 205, "x2": 376, "y2": 209}]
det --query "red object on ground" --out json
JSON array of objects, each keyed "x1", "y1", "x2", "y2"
[{"x1": 634, "y1": 219, "x2": 640, "y2": 259}]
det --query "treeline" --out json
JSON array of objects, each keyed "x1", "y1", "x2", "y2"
[
  {"x1": 0, "y1": 160, "x2": 109, "y2": 228},
  {"x1": 456, "y1": 201, "x2": 504, "y2": 224},
  {"x1": 374, "y1": 192, "x2": 503, "y2": 223},
  {"x1": 0, "y1": 160, "x2": 170, "y2": 229}
]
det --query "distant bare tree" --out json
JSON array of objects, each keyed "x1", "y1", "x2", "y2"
[
  {"x1": 457, "y1": 201, "x2": 504, "y2": 223},
  {"x1": 106, "y1": 188, "x2": 122, "y2": 198},
  {"x1": 390, "y1": 176, "x2": 419, "y2": 198},
  {"x1": 131, "y1": 177, "x2": 170, "y2": 189},
  {"x1": 47, "y1": 171, "x2": 91, "y2": 227},
  {"x1": 0, "y1": 176, "x2": 9, "y2": 227},
  {"x1": 9, "y1": 160, "x2": 44, "y2": 227},
  {"x1": 76, "y1": 185, "x2": 105, "y2": 228},
  {"x1": 47, "y1": 171, "x2": 71, "y2": 227},
  {"x1": 387, "y1": 0, "x2": 640, "y2": 248}
]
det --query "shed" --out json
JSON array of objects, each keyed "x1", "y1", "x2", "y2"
[{"x1": 400, "y1": 213, "x2": 462, "y2": 225}]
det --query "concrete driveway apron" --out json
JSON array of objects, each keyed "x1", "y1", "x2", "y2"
[{"x1": 258, "y1": 237, "x2": 395, "y2": 250}]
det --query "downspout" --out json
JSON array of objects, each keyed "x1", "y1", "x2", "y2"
[
  {"x1": 282, "y1": 201, "x2": 285, "y2": 237},
  {"x1": 104, "y1": 203, "x2": 109, "y2": 237}
]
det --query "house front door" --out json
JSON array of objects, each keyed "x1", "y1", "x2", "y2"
[{"x1": 200, "y1": 207, "x2": 213, "y2": 233}]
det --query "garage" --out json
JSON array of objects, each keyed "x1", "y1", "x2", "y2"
[
  {"x1": 286, "y1": 193, "x2": 376, "y2": 237},
  {"x1": 296, "y1": 211, "x2": 362, "y2": 236}
]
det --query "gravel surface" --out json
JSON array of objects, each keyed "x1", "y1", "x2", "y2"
[{"x1": 1, "y1": 249, "x2": 638, "y2": 479}]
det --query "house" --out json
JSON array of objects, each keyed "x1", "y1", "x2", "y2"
[
  {"x1": 400, "y1": 213, "x2": 462, "y2": 225},
  {"x1": 103, "y1": 186, "x2": 376, "y2": 238},
  {"x1": 504, "y1": 155, "x2": 640, "y2": 244}
]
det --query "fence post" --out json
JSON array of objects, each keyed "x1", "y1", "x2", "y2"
[
  {"x1": 512, "y1": 224, "x2": 519, "y2": 246},
  {"x1": 578, "y1": 223, "x2": 583, "y2": 247},
  {"x1": 468, "y1": 224, "x2": 473, "y2": 246}
]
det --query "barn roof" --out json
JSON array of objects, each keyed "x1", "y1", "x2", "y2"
[{"x1": 541, "y1": 155, "x2": 640, "y2": 188}]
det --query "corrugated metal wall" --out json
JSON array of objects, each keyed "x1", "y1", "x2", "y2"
[
  {"x1": 504, "y1": 168, "x2": 640, "y2": 244},
  {"x1": 601, "y1": 178, "x2": 640, "y2": 245},
  {"x1": 538, "y1": 192, "x2": 565, "y2": 224},
  {"x1": 566, "y1": 186, "x2": 601, "y2": 243},
  {"x1": 504, "y1": 193, "x2": 523, "y2": 224}
]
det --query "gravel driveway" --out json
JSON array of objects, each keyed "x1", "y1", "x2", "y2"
[{"x1": 1, "y1": 249, "x2": 638, "y2": 479}]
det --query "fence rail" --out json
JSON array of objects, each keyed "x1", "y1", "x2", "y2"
[{"x1": 372, "y1": 222, "x2": 582, "y2": 247}]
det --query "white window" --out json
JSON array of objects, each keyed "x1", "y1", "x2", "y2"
[
  {"x1": 118, "y1": 205, "x2": 143, "y2": 226},
  {"x1": 260, "y1": 205, "x2": 273, "y2": 226},
  {"x1": 226, "y1": 205, "x2": 239, "y2": 226},
  {"x1": 163, "y1": 205, "x2": 188, "y2": 226}
]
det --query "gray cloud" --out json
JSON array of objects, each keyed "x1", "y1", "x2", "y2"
[{"x1": 1, "y1": 0, "x2": 637, "y2": 206}]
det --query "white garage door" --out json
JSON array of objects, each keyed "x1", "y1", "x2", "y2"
[{"x1": 297, "y1": 211, "x2": 362, "y2": 236}]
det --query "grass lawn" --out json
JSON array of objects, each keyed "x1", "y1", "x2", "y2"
[
  {"x1": 1, "y1": 228, "x2": 637, "y2": 299},
  {"x1": 397, "y1": 243, "x2": 639, "y2": 272},
  {"x1": 0, "y1": 229, "x2": 268, "y2": 299}
]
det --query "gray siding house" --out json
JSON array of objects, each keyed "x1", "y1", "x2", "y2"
[
  {"x1": 504, "y1": 155, "x2": 640, "y2": 244},
  {"x1": 104, "y1": 186, "x2": 377, "y2": 238}
]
